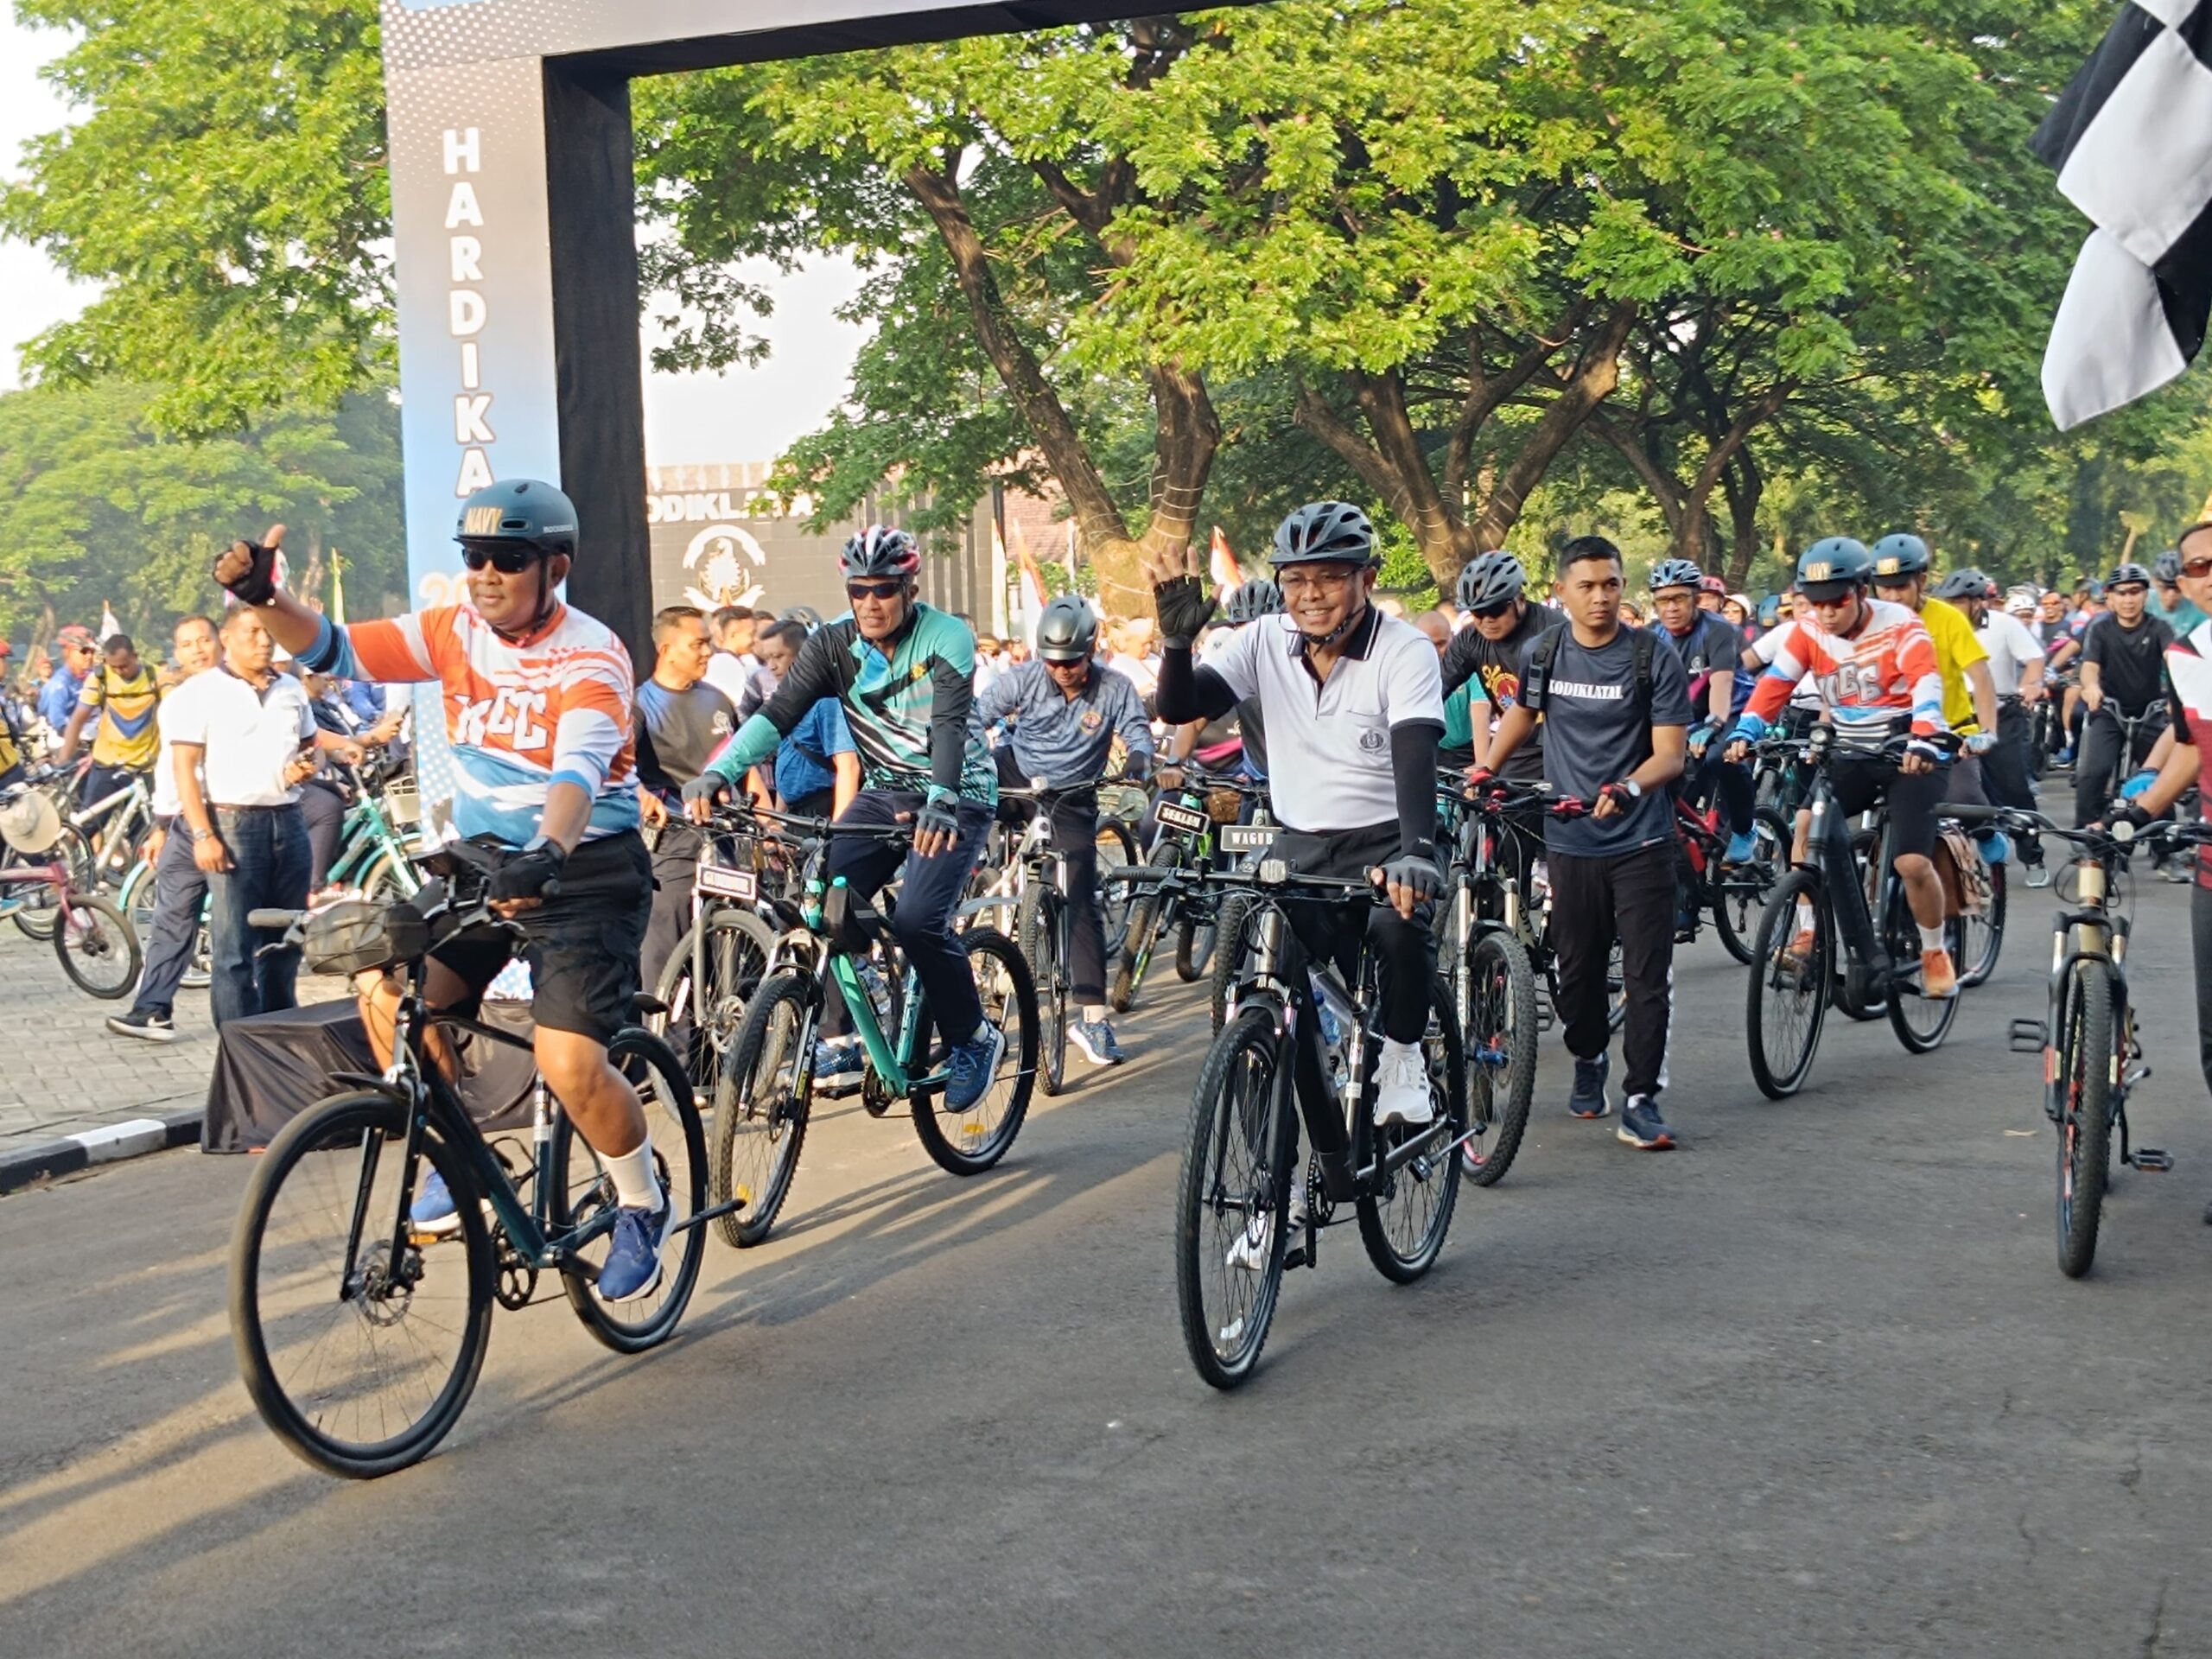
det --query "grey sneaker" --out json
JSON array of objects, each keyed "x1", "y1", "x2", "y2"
[
  {"x1": 1568, "y1": 1051, "x2": 1610, "y2": 1119},
  {"x1": 106, "y1": 1009, "x2": 176, "y2": 1044},
  {"x1": 1617, "y1": 1094, "x2": 1676, "y2": 1150}
]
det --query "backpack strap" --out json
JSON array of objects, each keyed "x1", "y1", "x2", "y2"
[
  {"x1": 1630, "y1": 625, "x2": 1656, "y2": 716},
  {"x1": 1521, "y1": 626, "x2": 1564, "y2": 714}
]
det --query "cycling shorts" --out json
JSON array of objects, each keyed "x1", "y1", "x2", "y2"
[
  {"x1": 1829, "y1": 759, "x2": 1942, "y2": 862},
  {"x1": 426, "y1": 829, "x2": 652, "y2": 1046}
]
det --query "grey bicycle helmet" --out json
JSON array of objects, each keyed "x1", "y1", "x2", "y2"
[
  {"x1": 1034, "y1": 594, "x2": 1100, "y2": 663},
  {"x1": 1870, "y1": 533, "x2": 1931, "y2": 580},
  {"x1": 1270, "y1": 501, "x2": 1377, "y2": 567},
  {"x1": 2157, "y1": 549, "x2": 2183, "y2": 583},
  {"x1": 2107, "y1": 560, "x2": 2153, "y2": 590},
  {"x1": 1456, "y1": 551, "x2": 1526, "y2": 612},
  {"x1": 1931, "y1": 567, "x2": 1988, "y2": 603},
  {"x1": 1223, "y1": 578, "x2": 1284, "y2": 625},
  {"x1": 1648, "y1": 557, "x2": 1703, "y2": 594},
  {"x1": 840, "y1": 524, "x2": 922, "y2": 580}
]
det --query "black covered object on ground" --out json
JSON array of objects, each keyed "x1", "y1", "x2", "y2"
[{"x1": 200, "y1": 1000, "x2": 538, "y2": 1152}]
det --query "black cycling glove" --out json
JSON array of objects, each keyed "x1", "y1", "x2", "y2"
[
  {"x1": 219, "y1": 537, "x2": 283, "y2": 607},
  {"x1": 490, "y1": 838, "x2": 568, "y2": 903},
  {"x1": 1153, "y1": 575, "x2": 1218, "y2": 649},
  {"x1": 914, "y1": 794, "x2": 962, "y2": 844},
  {"x1": 681, "y1": 772, "x2": 734, "y2": 809},
  {"x1": 1377, "y1": 853, "x2": 1443, "y2": 905}
]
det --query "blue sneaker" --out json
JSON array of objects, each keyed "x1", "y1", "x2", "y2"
[
  {"x1": 1568, "y1": 1052, "x2": 1611, "y2": 1119},
  {"x1": 813, "y1": 1038, "x2": 863, "y2": 1080},
  {"x1": 410, "y1": 1169, "x2": 460, "y2": 1236},
  {"x1": 1068, "y1": 1017, "x2": 1125, "y2": 1065},
  {"x1": 1617, "y1": 1094, "x2": 1677, "y2": 1150},
  {"x1": 596, "y1": 1193, "x2": 673, "y2": 1303},
  {"x1": 944, "y1": 1024, "x2": 1007, "y2": 1112},
  {"x1": 2055, "y1": 746, "x2": 2075, "y2": 768},
  {"x1": 1724, "y1": 829, "x2": 1759, "y2": 865}
]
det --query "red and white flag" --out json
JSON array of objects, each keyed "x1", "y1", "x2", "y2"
[{"x1": 1208, "y1": 526, "x2": 1243, "y2": 594}]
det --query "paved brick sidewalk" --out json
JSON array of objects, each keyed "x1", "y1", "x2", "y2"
[{"x1": 0, "y1": 925, "x2": 340, "y2": 1150}]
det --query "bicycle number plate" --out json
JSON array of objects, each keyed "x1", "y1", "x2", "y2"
[
  {"x1": 696, "y1": 862, "x2": 758, "y2": 900},
  {"x1": 1220, "y1": 824, "x2": 1280, "y2": 853},
  {"x1": 1155, "y1": 799, "x2": 1209, "y2": 836}
]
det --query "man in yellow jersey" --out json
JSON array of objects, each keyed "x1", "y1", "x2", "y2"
[
  {"x1": 56, "y1": 632, "x2": 162, "y2": 816},
  {"x1": 1870, "y1": 534, "x2": 2004, "y2": 854}
]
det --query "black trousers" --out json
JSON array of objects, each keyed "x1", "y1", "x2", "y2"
[
  {"x1": 994, "y1": 749, "x2": 1109, "y2": 1005},
  {"x1": 641, "y1": 819, "x2": 702, "y2": 996},
  {"x1": 1548, "y1": 839, "x2": 1675, "y2": 1100},
  {"x1": 1986, "y1": 700, "x2": 2037, "y2": 810},
  {"x1": 1278, "y1": 822, "x2": 1434, "y2": 1046},
  {"x1": 129, "y1": 818, "x2": 207, "y2": 1020},
  {"x1": 2075, "y1": 706, "x2": 2167, "y2": 827}
]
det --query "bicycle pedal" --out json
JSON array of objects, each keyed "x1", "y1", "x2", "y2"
[
  {"x1": 1283, "y1": 1243, "x2": 1309, "y2": 1271},
  {"x1": 1535, "y1": 1005, "x2": 1555, "y2": 1033},
  {"x1": 2127, "y1": 1147, "x2": 2174, "y2": 1173},
  {"x1": 2009, "y1": 1017, "x2": 2049, "y2": 1053}
]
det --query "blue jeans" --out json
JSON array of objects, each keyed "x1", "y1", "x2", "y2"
[
  {"x1": 206, "y1": 804, "x2": 311, "y2": 1027},
  {"x1": 130, "y1": 820, "x2": 208, "y2": 1019},
  {"x1": 825, "y1": 790, "x2": 994, "y2": 1045}
]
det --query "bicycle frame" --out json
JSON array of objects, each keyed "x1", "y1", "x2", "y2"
[{"x1": 326, "y1": 791, "x2": 422, "y2": 893}]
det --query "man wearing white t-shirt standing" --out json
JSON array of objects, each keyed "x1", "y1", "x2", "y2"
[
  {"x1": 165, "y1": 607, "x2": 318, "y2": 1027},
  {"x1": 106, "y1": 614, "x2": 221, "y2": 1042},
  {"x1": 1153, "y1": 501, "x2": 1447, "y2": 1174}
]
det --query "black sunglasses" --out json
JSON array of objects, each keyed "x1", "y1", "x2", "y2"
[
  {"x1": 846, "y1": 580, "x2": 906, "y2": 601},
  {"x1": 460, "y1": 544, "x2": 544, "y2": 575},
  {"x1": 1470, "y1": 601, "x2": 1515, "y2": 620}
]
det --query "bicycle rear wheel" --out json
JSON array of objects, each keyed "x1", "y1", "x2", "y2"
[
  {"x1": 1176, "y1": 1003, "x2": 1296, "y2": 1389},
  {"x1": 2056, "y1": 958, "x2": 2115, "y2": 1278},
  {"x1": 1746, "y1": 869, "x2": 1830, "y2": 1099},
  {"x1": 1459, "y1": 929, "x2": 1538, "y2": 1186},
  {"x1": 1358, "y1": 977, "x2": 1465, "y2": 1282},
  {"x1": 1019, "y1": 883, "x2": 1069, "y2": 1096},
  {"x1": 1110, "y1": 843, "x2": 1177, "y2": 1012},
  {"x1": 230, "y1": 1091, "x2": 493, "y2": 1478},
  {"x1": 1884, "y1": 878, "x2": 1962, "y2": 1054},
  {"x1": 54, "y1": 893, "x2": 140, "y2": 999},
  {"x1": 1096, "y1": 818, "x2": 1136, "y2": 962},
  {"x1": 552, "y1": 1027, "x2": 707, "y2": 1352},
  {"x1": 912, "y1": 927, "x2": 1038, "y2": 1175},
  {"x1": 1711, "y1": 808, "x2": 1788, "y2": 966},
  {"x1": 655, "y1": 906, "x2": 775, "y2": 1160},
  {"x1": 709, "y1": 968, "x2": 815, "y2": 1247},
  {"x1": 13, "y1": 823, "x2": 92, "y2": 940}
]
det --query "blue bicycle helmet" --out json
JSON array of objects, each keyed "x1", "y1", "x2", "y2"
[
  {"x1": 1649, "y1": 557, "x2": 1703, "y2": 594},
  {"x1": 1870, "y1": 533, "x2": 1931, "y2": 580},
  {"x1": 1796, "y1": 537, "x2": 1874, "y2": 601}
]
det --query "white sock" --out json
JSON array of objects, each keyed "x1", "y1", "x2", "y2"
[
  {"x1": 1083, "y1": 1004, "x2": 1108, "y2": 1024},
  {"x1": 1796, "y1": 899, "x2": 1815, "y2": 933},
  {"x1": 604, "y1": 1140, "x2": 662, "y2": 1213},
  {"x1": 1918, "y1": 924, "x2": 1948, "y2": 955}
]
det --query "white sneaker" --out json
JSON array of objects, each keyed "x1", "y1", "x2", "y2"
[
  {"x1": 1374, "y1": 1039, "x2": 1436, "y2": 1128},
  {"x1": 1225, "y1": 1164, "x2": 1308, "y2": 1271}
]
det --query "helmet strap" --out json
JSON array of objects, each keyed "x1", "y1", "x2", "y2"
[{"x1": 1298, "y1": 596, "x2": 1370, "y2": 652}]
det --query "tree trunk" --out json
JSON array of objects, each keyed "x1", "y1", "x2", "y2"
[
  {"x1": 1720, "y1": 449, "x2": 1764, "y2": 589},
  {"x1": 1470, "y1": 302, "x2": 1637, "y2": 554}
]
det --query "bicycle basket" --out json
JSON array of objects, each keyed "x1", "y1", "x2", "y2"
[
  {"x1": 301, "y1": 899, "x2": 430, "y2": 976},
  {"x1": 1205, "y1": 787, "x2": 1245, "y2": 824},
  {"x1": 382, "y1": 781, "x2": 422, "y2": 828}
]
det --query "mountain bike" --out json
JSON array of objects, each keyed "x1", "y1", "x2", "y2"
[
  {"x1": 1745, "y1": 729, "x2": 1966, "y2": 1097},
  {"x1": 706, "y1": 807, "x2": 1039, "y2": 1248},
  {"x1": 1674, "y1": 789, "x2": 1789, "y2": 965},
  {"x1": 228, "y1": 848, "x2": 708, "y2": 1478},
  {"x1": 1160, "y1": 858, "x2": 1466, "y2": 1389},
  {"x1": 1987, "y1": 810, "x2": 2202, "y2": 1277}
]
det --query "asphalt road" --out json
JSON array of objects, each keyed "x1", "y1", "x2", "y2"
[{"x1": 7, "y1": 855, "x2": 2212, "y2": 1657}]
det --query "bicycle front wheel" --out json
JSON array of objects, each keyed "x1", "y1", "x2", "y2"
[
  {"x1": 1459, "y1": 929, "x2": 1538, "y2": 1186},
  {"x1": 2056, "y1": 958, "x2": 2116, "y2": 1278},
  {"x1": 551, "y1": 1026, "x2": 707, "y2": 1351},
  {"x1": 1019, "y1": 883, "x2": 1069, "y2": 1096},
  {"x1": 1961, "y1": 855, "x2": 2006, "y2": 989},
  {"x1": 1357, "y1": 976, "x2": 1465, "y2": 1281},
  {"x1": 1209, "y1": 891, "x2": 1255, "y2": 1033},
  {"x1": 1176, "y1": 1003, "x2": 1296, "y2": 1389},
  {"x1": 912, "y1": 927, "x2": 1038, "y2": 1175},
  {"x1": 1746, "y1": 868, "x2": 1830, "y2": 1099},
  {"x1": 229, "y1": 1091, "x2": 493, "y2": 1478},
  {"x1": 709, "y1": 967, "x2": 816, "y2": 1247},
  {"x1": 54, "y1": 893, "x2": 140, "y2": 999}
]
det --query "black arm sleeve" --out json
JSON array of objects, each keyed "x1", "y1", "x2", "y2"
[
  {"x1": 753, "y1": 629, "x2": 846, "y2": 739},
  {"x1": 1392, "y1": 721, "x2": 1443, "y2": 861},
  {"x1": 1154, "y1": 645, "x2": 1239, "y2": 726},
  {"x1": 1439, "y1": 628, "x2": 1482, "y2": 698},
  {"x1": 927, "y1": 652, "x2": 974, "y2": 798}
]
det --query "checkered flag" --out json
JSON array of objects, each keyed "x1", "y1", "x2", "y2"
[{"x1": 2035, "y1": 1, "x2": 2212, "y2": 429}]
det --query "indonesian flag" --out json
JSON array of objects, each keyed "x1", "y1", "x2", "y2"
[
  {"x1": 1209, "y1": 526, "x2": 1243, "y2": 594},
  {"x1": 1006, "y1": 520, "x2": 1050, "y2": 607}
]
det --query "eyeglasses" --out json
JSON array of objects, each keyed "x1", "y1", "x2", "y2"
[
  {"x1": 845, "y1": 580, "x2": 905, "y2": 601},
  {"x1": 1277, "y1": 568, "x2": 1360, "y2": 594},
  {"x1": 2182, "y1": 556, "x2": 2212, "y2": 580},
  {"x1": 460, "y1": 544, "x2": 543, "y2": 575},
  {"x1": 1470, "y1": 601, "x2": 1515, "y2": 620}
]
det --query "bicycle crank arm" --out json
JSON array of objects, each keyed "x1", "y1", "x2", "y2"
[{"x1": 1366, "y1": 1118, "x2": 1454, "y2": 1182}]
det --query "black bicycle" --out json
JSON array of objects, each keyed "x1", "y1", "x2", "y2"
[
  {"x1": 228, "y1": 845, "x2": 708, "y2": 1478},
  {"x1": 1155, "y1": 858, "x2": 1467, "y2": 1389}
]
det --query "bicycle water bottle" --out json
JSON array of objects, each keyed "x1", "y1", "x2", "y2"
[{"x1": 1309, "y1": 969, "x2": 1356, "y2": 1097}]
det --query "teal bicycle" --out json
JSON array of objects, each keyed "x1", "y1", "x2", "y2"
[
  {"x1": 228, "y1": 844, "x2": 709, "y2": 1478},
  {"x1": 707, "y1": 806, "x2": 1039, "y2": 1247}
]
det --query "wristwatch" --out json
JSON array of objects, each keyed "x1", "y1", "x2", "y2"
[
  {"x1": 189, "y1": 827, "x2": 216, "y2": 842},
  {"x1": 1620, "y1": 779, "x2": 1643, "y2": 800}
]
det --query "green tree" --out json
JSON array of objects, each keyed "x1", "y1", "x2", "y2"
[{"x1": 2, "y1": 0, "x2": 389, "y2": 436}]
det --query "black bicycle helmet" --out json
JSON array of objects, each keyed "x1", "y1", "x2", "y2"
[
  {"x1": 1034, "y1": 594, "x2": 1099, "y2": 663},
  {"x1": 1455, "y1": 550, "x2": 1526, "y2": 612},
  {"x1": 1649, "y1": 556, "x2": 1703, "y2": 594},
  {"x1": 454, "y1": 478, "x2": 578, "y2": 558},
  {"x1": 1223, "y1": 578, "x2": 1284, "y2": 625},
  {"x1": 1931, "y1": 567, "x2": 1988, "y2": 603},
  {"x1": 840, "y1": 524, "x2": 922, "y2": 580},
  {"x1": 2156, "y1": 548, "x2": 2183, "y2": 583},
  {"x1": 2107, "y1": 560, "x2": 2153, "y2": 589},
  {"x1": 1796, "y1": 537, "x2": 1874, "y2": 601},
  {"x1": 780, "y1": 604, "x2": 824, "y2": 630},
  {"x1": 1270, "y1": 501, "x2": 1376, "y2": 567},
  {"x1": 1870, "y1": 533, "x2": 1930, "y2": 580}
]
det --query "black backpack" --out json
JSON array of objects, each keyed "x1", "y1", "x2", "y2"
[{"x1": 1518, "y1": 622, "x2": 1656, "y2": 719}]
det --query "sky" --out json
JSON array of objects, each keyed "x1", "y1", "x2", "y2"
[{"x1": 0, "y1": 16, "x2": 868, "y2": 467}]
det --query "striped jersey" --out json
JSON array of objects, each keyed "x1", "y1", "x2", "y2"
[
  {"x1": 78, "y1": 663, "x2": 162, "y2": 771},
  {"x1": 1738, "y1": 598, "x2": 1942, "y2": 740},
  {"x1": 303, "y1": 603, "x2": 639, "y2": 847}
]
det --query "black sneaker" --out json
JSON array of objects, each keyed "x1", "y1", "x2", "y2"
[
  {"x1": 1618, "y1": 1094, "x2": 1676, "y2": 1150},
  {"x1": 106, "y1": 1010, "x2": 176, "y2": 1044},
  {"x1": 1568, "y1": 1051, "x2": 1610, "y2": 1119}
]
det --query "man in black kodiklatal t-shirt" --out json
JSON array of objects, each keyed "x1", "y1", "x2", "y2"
[{"x1": 2075, "y1": 562, "x2": 2174, "y2": 826}]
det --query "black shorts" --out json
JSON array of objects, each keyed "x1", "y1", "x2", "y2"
[
  {"x1": 1829, "y1": 759, "x2": 1942, "y2": 862},
  {"x1": 429, "y1": 830, "x2": 652, "y2": 1046}
]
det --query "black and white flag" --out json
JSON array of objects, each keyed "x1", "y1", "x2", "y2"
[{"x1": 2035, "y1": 1, "x2": 2212, "y2": 429}]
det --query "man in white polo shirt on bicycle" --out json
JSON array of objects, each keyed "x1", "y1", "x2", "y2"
[{"x1": 1152, "y1": 501, "x2": 1447, "y2": 1164}]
